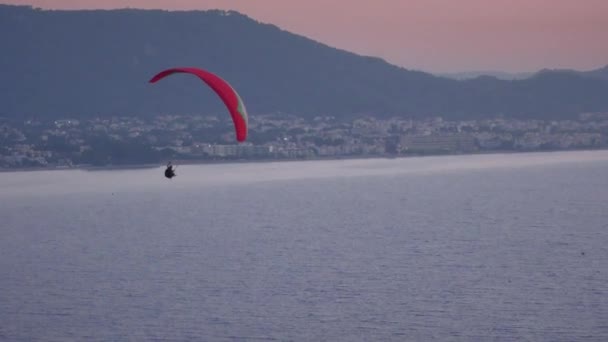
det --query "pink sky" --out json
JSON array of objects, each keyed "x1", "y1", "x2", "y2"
[{"x1": 5, "y1": 0, "x2": 608, "y2": 73}]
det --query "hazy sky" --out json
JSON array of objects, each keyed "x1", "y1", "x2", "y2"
[{"x1": 5, "y1": 0, "x2": 608, "y2": 73}]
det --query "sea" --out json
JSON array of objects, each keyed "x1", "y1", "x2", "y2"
[{"x1": 1, "y1": 150, "x2": 608, "y2": 341}]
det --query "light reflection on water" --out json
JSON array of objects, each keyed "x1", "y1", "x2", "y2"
[{"x1": 3, "y1": 150, "x2": 608, "y2": 197}]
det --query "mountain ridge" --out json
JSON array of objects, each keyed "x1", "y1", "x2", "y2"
[{"x1": 1, "y1": 4, "x2": 607, "y2": 121}]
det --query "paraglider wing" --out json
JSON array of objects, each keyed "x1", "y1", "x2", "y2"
[{"x1": 149, "y1": 67, "x2": 248, "y2": 142}]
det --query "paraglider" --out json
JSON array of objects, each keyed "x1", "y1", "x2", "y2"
[
  {"x1": 149, "y1": 67, "x2": 248, "y2": 142},
  {"x1": 164, "y1": 162, "x2": 176, "y2": 179}
]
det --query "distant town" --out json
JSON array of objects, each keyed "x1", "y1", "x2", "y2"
[{"x1": 2, "y1": 112, "x2": 608, "y2": 169}]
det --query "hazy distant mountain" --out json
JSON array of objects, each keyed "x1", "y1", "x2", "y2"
[
  {"x1": 586, "y1": 65, "x2": 608, "y2": 81},
  {"x1": 533, "y1": 65, "x2": 608, "y2": 82},
  {"x1": 440, "y1": 65, "x2": 608, "y2": 81},
  {"x1": 1, "y1": 4, "x2": 608, "y2": 121},
  {"x1": 439, "y1": 71, "x2": 534, "y2": 80}
]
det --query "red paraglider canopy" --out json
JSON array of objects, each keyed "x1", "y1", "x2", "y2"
[{"x1": 149, "y1": 67, "x2": 248, "y2": 142}]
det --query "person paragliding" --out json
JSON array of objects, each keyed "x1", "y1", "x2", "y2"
[
  {"x1": 150, "y1": 67, "x2": 249, "y2": 180},
  {"x1": 164, "y1": 162, "x2": 176, "y2": 179}
]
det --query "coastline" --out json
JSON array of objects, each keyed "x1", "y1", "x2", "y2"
[{"x1": 2, "y1": 147, "x2": 608, "y2": 173}]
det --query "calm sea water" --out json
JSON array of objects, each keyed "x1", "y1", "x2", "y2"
[{"x1": 1, "y1": 151, "x2": 608, "y2": 341}]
